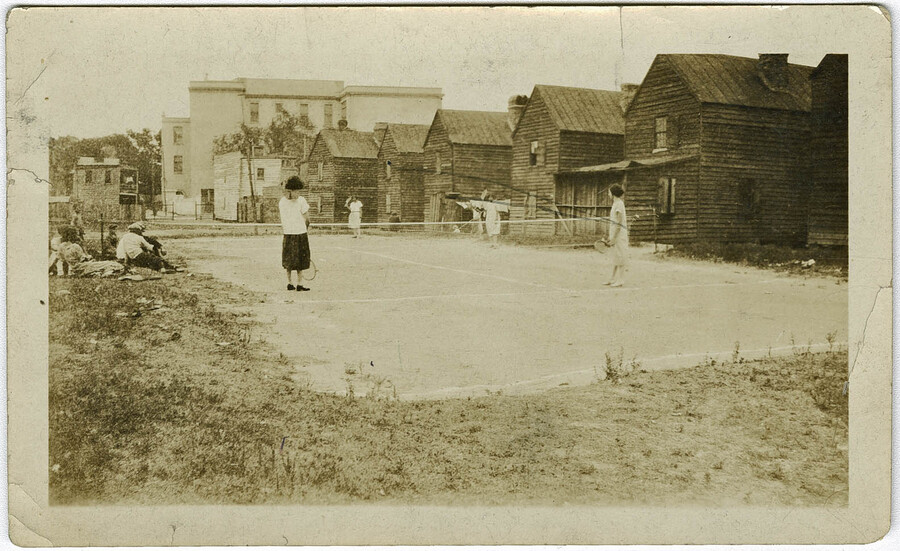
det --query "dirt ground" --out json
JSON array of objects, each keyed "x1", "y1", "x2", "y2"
[{"x1": 175, "y1": 233, "x2": 847, "y2": 399}]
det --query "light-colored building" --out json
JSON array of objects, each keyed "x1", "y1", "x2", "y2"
[
  {"x1": 212, "y1": 151, "x2": 296, "y2": 221},
  {"x1": 162, "y1": 78, "x2": 443, "y2": 206}
]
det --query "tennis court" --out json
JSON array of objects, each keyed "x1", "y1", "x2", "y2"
[{"x1": 177, "y1": 233, "x2": 847, "y2": 399}]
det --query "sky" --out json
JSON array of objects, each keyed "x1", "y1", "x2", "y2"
[{"x1": 6, "y1": 6, "x2": 869, "y2": 140}]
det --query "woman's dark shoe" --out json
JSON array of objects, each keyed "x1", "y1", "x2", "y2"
[
  {"x1": 287, "y1": 284, "x2": 295, "y2": 291},
  {"x1": 297, "y1": 286, "x2": 310, "y2": 291}
]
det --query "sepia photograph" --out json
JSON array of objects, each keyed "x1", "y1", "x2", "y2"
[{"x1": 5, "y1": 4, "x2": 892, "y2": 546}]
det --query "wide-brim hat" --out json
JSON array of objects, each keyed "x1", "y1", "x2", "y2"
[{"x1": 128, "y1": 222, "x2": 146, "y2": 232}]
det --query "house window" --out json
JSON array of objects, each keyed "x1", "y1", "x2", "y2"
[
  {"x1": 316, "y1": 195, "x2": 322, "y2": 214},
  {"x1": 386, "y1": 194, "x2": 392, "y2": 213},
  {"x1": 173, "y1": 126, "x2": 183, "y2": 145},
  {"x1": 174, "y1": 156, "x2": 183, "y2": 174},
  {"x1": 738, "y1": 179, "x2": 761, "y2": 219},
  {"x1": 252, "y1": 146, "x2": 264, "y2": 157},
  {"x1": 526, "y1": 193, "x2": 537, "y2": 219},
  {"x1": 529, "y1": 140, "x2": 544, "y2": 166},
  {"x1": 299, "y1": 103, "x2": 309, "y2": 120},
  {"x1": 250, "y1": 102, "x2": 260, "y2": 124},
  {"x1": 386, "y1": 160, "x2": 392, "y2": 179},
  {"x1": 657, "y1": 177, "x2": 676, "y2": 214},
  {"x1": 341, "y1": 100, "x2": 347, "y2": 121},
  {"x1": 317, "y1": 161, "x2": 324, "y2": 181},
  {"x1": 105, "y1": 169, "x2": 112, "y2": 184},
  {"x1": 654, "y1": 117, "x2": 667, "y2": 151},
  {"x1": 435, "y1": 152, "x2": 442, "y2": 174},
  {"x1": 324, "y1": 104, "x2": 333, "y2": 128},
  {"x1": 275, "y1": 102, "x2": 285, "y2": 115},
  {"x1": 256, "y1": 168, "x2": 265, "y2": 180}
]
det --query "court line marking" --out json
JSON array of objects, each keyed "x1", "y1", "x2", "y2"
[
  {"x1": 402, "y1": 342, "x2": 848, "y2": 399},
  {"x1": 328, "y1": 245, "x2": 577, "y2": 293}
]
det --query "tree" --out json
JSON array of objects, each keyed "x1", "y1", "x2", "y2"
[{"x1": 264, "y1": 111, "x2": 317, "y2": 161}]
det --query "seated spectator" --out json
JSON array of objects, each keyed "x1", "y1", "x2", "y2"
[{"x1": 116, "y1": 222, "x2": 179, "y2": 272}]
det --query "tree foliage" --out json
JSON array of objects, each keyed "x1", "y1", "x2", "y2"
[{"x1": 213, "y1": 112, "x2": 316, "y2": 160}]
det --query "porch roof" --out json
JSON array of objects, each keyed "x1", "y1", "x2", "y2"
[{"x1": 556, "y1": 153, "x2": 698, "y2": 175}]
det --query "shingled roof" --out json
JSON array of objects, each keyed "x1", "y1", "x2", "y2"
[
  {"x1": 436, "y1": 110, "x2": 512, "y2": 146},
  {"x1": 531, "y1": 85, "x2": 628, "y2": 135},
  {"x1": 386, "y1": 123, "x2": 430, "y2": 153},
  {"x1": 660, "y1": 54, "x2": 814, "y2": 112},
  {"x1": 315, "y1": 129, "x2": 379, "y2": 159}
]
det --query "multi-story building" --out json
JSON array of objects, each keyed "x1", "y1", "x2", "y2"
[{"x1": 161, "y1": 78, "x2": 442, "y2": 208}]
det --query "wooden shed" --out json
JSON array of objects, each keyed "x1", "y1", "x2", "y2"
[
  {"x1": 375, "y1": 123, "x2": 430, "y2": 224},
  {"x1": 510, "y1": 84, "x2": 636, "y2": 236},
  {"x1": 807, "y1": 54, "x2": 848, "y2": 248},
  {"x1": 619, "y1": 53, "x2": 814, "y2": 245},
  {"x1": 422, "y1": 109, "x2": 513, "y2": 229},
  {"x1": 306, "y1": 127, "x2": 379, "y2": 224}
]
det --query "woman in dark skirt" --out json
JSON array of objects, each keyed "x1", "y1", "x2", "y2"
[{"x1": 279, "y1": 176, "x2": 312, "y2": 291}]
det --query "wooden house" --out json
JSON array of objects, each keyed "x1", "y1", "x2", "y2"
[
  {"x1": 510, "y1": 85, "x2": 636, "y2": 236},
  {"x1": 306, "y1": 125, "x2": 379, "y2": 224},
  {"x1": 375, "y1": 123, "x2": 430, "y2": 224},
  {"x1": 569, "y1": 54, "x2": 814, "y2": 245},
  {"x1": 422, "y1": 109, "x2": 513, "y2": 228},
  {"x1": 71, "y1": 157, "x2": 140, "y2": 224},
  {"x1": 807, "y1": 54, "x2": 848, "y2": 248}
]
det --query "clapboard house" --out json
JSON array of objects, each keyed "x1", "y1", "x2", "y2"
[
  {"x1": 306, "y1": 123, "x2": 379, "y2": 224},
  {"x1": 576, "y1": 54, "x2": 814, "y2": 245},
  {"x1": 807, "y1": 54, "x2": 848, "y2": 248},
  {"x1": 511, "y1": 85, "x2": 636, "y2": 236},
  {"x1": 375, "y1": 123, "x2": 430, "y2": 224},
  {"x1": 422, "y1": 109, "x2": 513, "y2": 227}
]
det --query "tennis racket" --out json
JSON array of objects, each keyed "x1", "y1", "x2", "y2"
[{"x1": 305, "y1": 258, "x2": 318, "y2": 281}]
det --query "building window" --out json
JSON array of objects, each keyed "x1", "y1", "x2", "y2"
[
  {"x1": 738, "y1": 179, "x2": 761, "y2": 220},
  {"x1": 526, "y1": 193, "x2": 537, "y2": 218},
  {"x1": 435, "y1": 152, "x2": 442, "y2": 174},
  {"x1": 250, "y1": 102, "x2": 260, "y2": 124},
  {"x1": 252, "y1": 145, "x2": 264, "y2": 157},
  {"x1": 256, "y1": 168, "x2": 265, "y2": 180},
  {"x1": 529, "y1": 140, "x2": 544, "y2": 166},
  {"x1": 299, "y1": 103, "x2": 309, "y2": 120},
  {"x1": 386, "y1": 160, "x2": 392, "y2": 179},
  {"x1": 341, "y1": 100, "x2": 347, "y2": 121},
  {"x1": 105, "y1": 169, "x2": 112, "y2": 184},
  {"x1": 324, "y1": 104, "x2": 333, "y2": 128},
  {"x1": 275, "y1": 102, "x2": 285, "y2": 115},
  {"x1": 654, "y1": 117, "x2": 667, "y2": 151},
  {"x1": 316, "y1": 195, "x2": 322, "y2": 214},
  {"x1": 174, "y1": 156, "x2": 183, "y2": 174},
  {"x1": 657, "y1": 177, "x2": 676, "y2": 214},
  {"x1": 317, "y1": 161, "x2": 324, "y2": 181},
  {"x1": 173, "y1": 126, "x2": 183, "y2": 145}
]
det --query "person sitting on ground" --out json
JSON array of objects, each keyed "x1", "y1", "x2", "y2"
[
  {"x1": 56, "y1": 230, "x2": 92, "y2": 276},
  {"x1": 48, "y1": 226, "x2": 63, "y2": 275},
  {"x1": 116, "y1": 222, "x2": 178, "y2": 272},
  {"x1": 103, "y1": 224, "x2": 119, "y2": 260},
  {"x1": 69, "y1": 206, "x2": 85, "y2": 241}
]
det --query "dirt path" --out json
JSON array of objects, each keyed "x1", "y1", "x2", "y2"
[{"x1": 176, "y1": 234, "x2": 847, "y2": 399}]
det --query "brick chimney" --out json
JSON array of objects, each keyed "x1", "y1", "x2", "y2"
[
  {"x1": 758, "y1": 54, "x2": 790, "y2": 91},
  {"x1": 619, "y1": 83, "x2": 640, "y2": 111},
  {"x1": 507, "y1": 95, "x2": 528, "y2": 131}
]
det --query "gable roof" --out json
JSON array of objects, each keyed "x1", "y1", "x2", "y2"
[
  {"x1": 315, "y1": 129, "x2": 379, "y2": 159},
  {"x1": 436, "y1": 110, "x2": 512, "y2": 146},
  {"x1": 385, "y1": 123, "x2": 430, "y2": 153},
  {"x1": 531, "y1": 85, "x2": 628, "y2": 135},
  {"x1": 659, "y1": 54, "x2": 814, "y2": 112}
]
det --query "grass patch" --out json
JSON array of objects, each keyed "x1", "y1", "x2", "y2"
[
  {"x1": 662, "y1": 241, "x2": 847, "y2": 277},
  {"x1": 49, "y1": 275, "x2": 848, "y2": 505}
]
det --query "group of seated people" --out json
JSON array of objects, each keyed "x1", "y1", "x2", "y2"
[{"x1": 49, "y1": 221, "x2": 180, "y2": 276}]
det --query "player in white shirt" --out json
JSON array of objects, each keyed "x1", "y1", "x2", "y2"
[{"x1": 279, "y1": 176, "x2": 312, "y2": 291}]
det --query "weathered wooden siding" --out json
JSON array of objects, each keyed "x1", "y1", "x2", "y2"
[
  {"x1": 305, "y1": 138, "x2": 337, "y2": 224},
  {"x1": 451, "y1": 143, "x2": 512, "y2": 201},
  {"x1": 422, "y1": 116, "x2": 454, "y2": 224},
  {"x1": 376, "y1": 132, "x2": 426, "y2": 224},
  {"x1": 808, "y1": 59, "x2": 848, "y2": 247},
  {"x1": 625, "y1": 57, "x2": 702, "y2": 158},
  {"x1": 622, "y1": 159, "x2": 701, "y2": 244},
  {"x1": 331, "y1": 158, "x2": 379, "y2": 225},
  {"x1": 699, "y1": 104, "x2": 810, "y2": 244},
  {"x1": 558, "y1": 131, "x2": 624, "y2": 171},
  {"x1": 510, "y1": 94, "x2": 560, "y2": 235}
]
